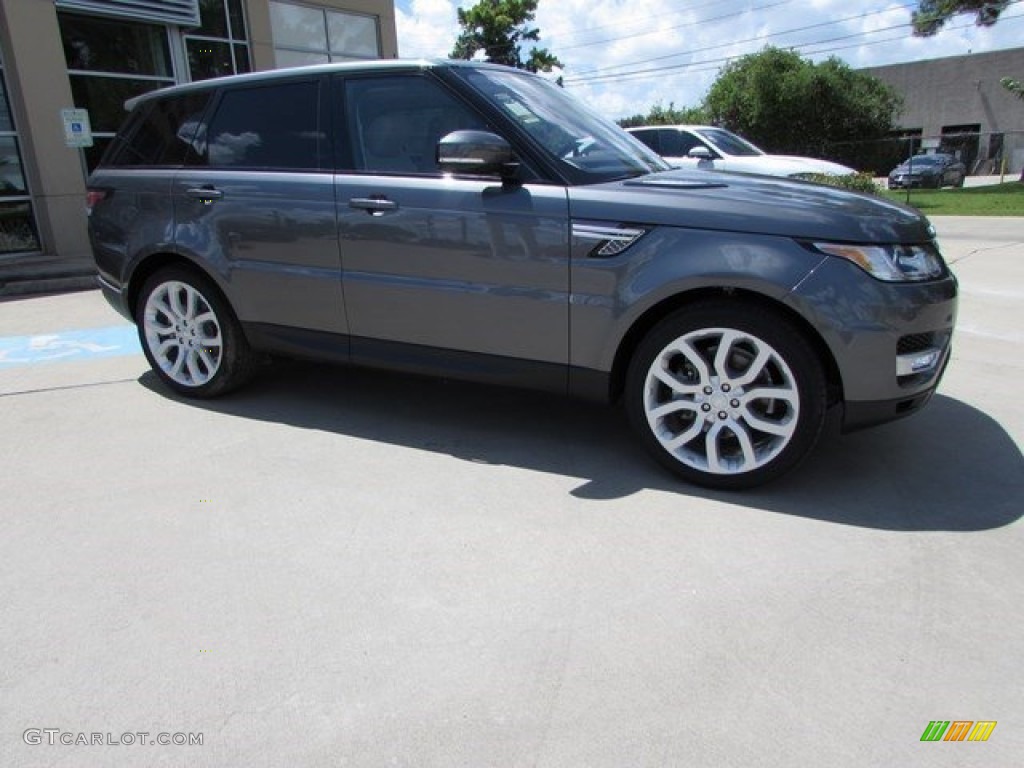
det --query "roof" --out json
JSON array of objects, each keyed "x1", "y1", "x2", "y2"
[{"x1": 124, "y1": 58, "x2": 525, "y2": 110}]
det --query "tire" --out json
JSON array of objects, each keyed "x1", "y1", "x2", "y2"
[
  {"x1": 625, "y1": 301, "x2": 828, "y2": 490},
  {"x1": 135, "y1": 266, "x2": 255, "y2": 398}
]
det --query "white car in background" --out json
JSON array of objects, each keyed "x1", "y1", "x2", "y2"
[{"x1": 627, "y1": 125, "x2": 856, "y2": 178}]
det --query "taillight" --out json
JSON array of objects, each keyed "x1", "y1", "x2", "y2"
[{"x1": 85, "y1": 188, "x2": 107, "y2": 214}]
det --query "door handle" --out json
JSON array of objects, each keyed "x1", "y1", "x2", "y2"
[
  {"x1": 349, "y1": 196, "x2": 398, "y2": 215},
  {"x1": 185, "y1": 186, "x2": 223, "y2": 204}
]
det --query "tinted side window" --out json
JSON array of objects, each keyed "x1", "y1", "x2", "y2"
[
  {"x1": 195, "y1": 80, "x2": 321, "y2": 170},
  {"x1": 630, "y1": 129, "x2": 660, "y2": 153},
  {"x1": 106, "y1": 92, "x2": 211, "y2": 167},
  {"x1": 660, "y1": 129, "x2": 703, "y2": 157},
  {"x1": 342, "y1": 75, "x2": 487, "y2": 175}
]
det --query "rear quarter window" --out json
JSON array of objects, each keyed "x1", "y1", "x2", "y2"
[{"x1": 104, "y1": 91, "x2": 212, "y2": 167}]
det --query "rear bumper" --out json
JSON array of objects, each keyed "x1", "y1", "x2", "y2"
[{"x1": 97, "y1": 274, "x2": 133, "y2": 322}]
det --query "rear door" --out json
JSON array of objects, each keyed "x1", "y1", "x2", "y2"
[
  {"x1": 171, "y1": 76, "x2": 348, "y2": 342},
  {"x1": 332, "y1": 72, "x2": 571, "y2": 388}
]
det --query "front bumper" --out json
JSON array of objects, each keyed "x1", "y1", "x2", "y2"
[
  {"x1": 785, "y1": 256, "x2": 957, "y2": 431},
  {"x1": 888, "y1": 174, "x2": 936, "y2": 189}
]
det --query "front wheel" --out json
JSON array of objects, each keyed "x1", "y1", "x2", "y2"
[
  {"x1": 136, "y1": 266, "x2": 255, "y2": 397},
  {"x1": 625, "y1": 302, "x2": 828, "y2": 489}
]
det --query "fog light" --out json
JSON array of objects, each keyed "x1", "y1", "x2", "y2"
[{"x1": 897, "y1": 348, "x2": 940, "y2": 377}]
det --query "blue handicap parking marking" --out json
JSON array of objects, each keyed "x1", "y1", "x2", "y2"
[{"x1": 0, "y1": 325, "x2": 142, "y2": 369}]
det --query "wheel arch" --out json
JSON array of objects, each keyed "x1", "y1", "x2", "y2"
[
  {"x1": 126, "y1": 252, "x2": 232, "y2": 320},
  {"x1": 608, "y1": 287, "x2": 843, "y2": 406}
]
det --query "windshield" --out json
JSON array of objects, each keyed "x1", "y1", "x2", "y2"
[
  {"x1": 903, "y1": 155, "x2": 942, "y2": 166},
  {"x1": 694, "y1": 128, "x2": 764, "y2": 157},
  {"x1": 456, "y1": 67, "x2": 670, "y2": 183}
]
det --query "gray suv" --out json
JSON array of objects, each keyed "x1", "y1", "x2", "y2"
[{"x1": 87, "y1": 60, "x2": 957, "y2": 489}]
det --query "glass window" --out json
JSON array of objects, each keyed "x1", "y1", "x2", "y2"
[
  {"x1": 0, "y1": 46, "x2": 41, "y2": 254},
  {"x1": 60, "y1": 13, "x2": 172, "y2": 77},
  {"x1": 457, "y1": 67, "x2": 668, "y2": 183},
  {"x1": 0, "y1": 77, "x2": 14, "y2": 133},
  {"x1": 183, "y1": 0, "x2": 251, "y2": 82},
  {"x1": 0, "y1": 136, "x2": 29, "y2": 194},
  {"x1": 695, "y1": 128, "x2": 763, "y2": 157},
  {"x1": 60, "y1": 12, "x2": 176, "y2": 172},
  {"x1": 343, "y1": 76, "x2": 488, "y2": 175},
  {"x1": 276, "y1": 49, "x2": 329, "y2": 68},
  {"x1": 108, "y1": 92, "x2": 211, "y2": 167},
  {"x1": 0, "y1": 201, "x2": 40, "y2": 255},
  {"x1": 196, "y1": 0, "x2": 229, "y2": 38},
  {"x1": 327, "y1": 13, "x2": 378, "y2": 58},
  {"x1": 69, "y1": 76, "x2": 166, "y2": 134},
  {"x1": 270, "y1": 2, "x2": 379, "y2": 65},
  {"x1": 270, "y1": 2, "x2": 326, "y2": 50},
  {"x1": 660, "y1": 129, "x2": 703, "y2": 157},
  {"x1": 198, "y1": 81, "x2": 321, "y2": 169},
  {"x1": 630, "y1": 129, "x2": 659, "y2": 153},
  {"x1": 187, "y1": 39, "x2": 236, "y2": 81}
]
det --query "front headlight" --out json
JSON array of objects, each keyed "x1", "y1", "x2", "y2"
[{"x1": 811, "y1": 242, "x2": 945, "y2": 282}]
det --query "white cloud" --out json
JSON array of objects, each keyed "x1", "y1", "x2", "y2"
[
  {"x1": 394, "y1": 0, "x2": 1024, "y2": 119},
  {"x1": 395, "y1": 0, "x2": 461, "y2": 58}
]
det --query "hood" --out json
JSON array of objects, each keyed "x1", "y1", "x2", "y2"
[
  {"x1": 768, "y1": 155, "x2": 856, "y2": 176},
  {"x1": 568, "y1": 169, "x2": 933, "y2": 244}
]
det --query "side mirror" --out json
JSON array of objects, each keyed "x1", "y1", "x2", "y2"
[
  {"x1": 687, "y1": 146, "x2": 714, "y2": 160},
  {"x1": 437, "y1": 130, "x2": 519, "y2": 179}
]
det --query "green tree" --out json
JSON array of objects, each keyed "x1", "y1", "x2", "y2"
[
  {"x1": 450, "y1": 0, "x2": 562, "y2": 74},
  {"x1": 703, "y1": 47, "x2": 902, "y2": 170},
  {"x1": 618, "y1": 102, "x2": 708, "y2": 128},
  {"x1": 911, "y1": 0, "x2": 1011, "y2": 36}
]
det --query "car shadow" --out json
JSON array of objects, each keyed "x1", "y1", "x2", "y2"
[{"x1": 140, "y1": 361, "x2": 1023, "y2": 532}]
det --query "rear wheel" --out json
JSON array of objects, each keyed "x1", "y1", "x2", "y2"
[
  {"x1": 136, "y1": 266, "x2": 255, "y2": 397},
  {"x1": 625, "y1": 301, "x2": 828, "y2": 489}
]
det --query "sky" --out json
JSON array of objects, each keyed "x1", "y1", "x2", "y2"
[{"x1": 394, "y1": 0, "x2": 1024, "y2": 119}]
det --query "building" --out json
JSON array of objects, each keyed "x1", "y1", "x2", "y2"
[
  {"x1": 0, "y1": 0, "x2": 397, "y2": 293},
  {"x1": 862, "y1": 47, "x2": 1024, "y2": 176}
]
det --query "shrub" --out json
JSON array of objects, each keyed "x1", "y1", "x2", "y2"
[{"x1": 796, "y1": 172, "x2": 881, "y2": 195}]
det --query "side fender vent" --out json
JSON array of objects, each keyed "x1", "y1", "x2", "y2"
[{"x1": 572, "y1": 221, "x2": 647, "y2": 258}]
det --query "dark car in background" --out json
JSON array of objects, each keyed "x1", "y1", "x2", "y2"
[
  {"x1": 888, "y1": 153, "x2": 967, "y2": 189},
  {"x1": 86, "y1": 60, "x2": 957, "y2": 489}
]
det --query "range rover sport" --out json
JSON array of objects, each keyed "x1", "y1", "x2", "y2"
[{"x1": 87, "y1": 60, "x2": 957, "y2": 489}]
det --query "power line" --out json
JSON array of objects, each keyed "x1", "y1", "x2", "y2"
[
  {"x1": 566, "y1": 2, "x2": 918, "y2": 79},
  {"x1": 560, "y1": 13, "x2": 1024, "y2": 96},
  {"x1": 451, "y1": 0, "x2": 796, "y2": 60},
  {"x1": 542, "y1": 0, "x2": 755, "y2": 46},
  {"x1": 564, "y1": 6, "x2": 1024, "y2": 87},
  {"x1": 554, "y1": 0, "x2": 795, "y2": 53}
]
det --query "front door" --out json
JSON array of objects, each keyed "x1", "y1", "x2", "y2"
[{"x1": 333, "y1": 73, "x2": 570, "y2": 387}]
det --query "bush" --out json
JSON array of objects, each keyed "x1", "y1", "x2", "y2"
[{"x1": 797, "y1": 172, "x2": 881, "y2": 195}]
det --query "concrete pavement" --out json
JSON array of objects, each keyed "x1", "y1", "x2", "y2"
[{"x1": 0, "y1": 217, "x2": 1021, "y2": 767}]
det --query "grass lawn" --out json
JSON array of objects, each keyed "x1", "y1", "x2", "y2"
[{"x1": 879, "y1": 182, "x2": 1024, "y2": 216}]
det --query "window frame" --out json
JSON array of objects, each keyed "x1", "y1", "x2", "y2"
[{"x1": 182, "y1": 0, "x2": 251, "y2": 82}]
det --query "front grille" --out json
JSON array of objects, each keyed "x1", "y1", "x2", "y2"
[{"x1": 898, "y1": 332, "x2": 935, "y2": 355}]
